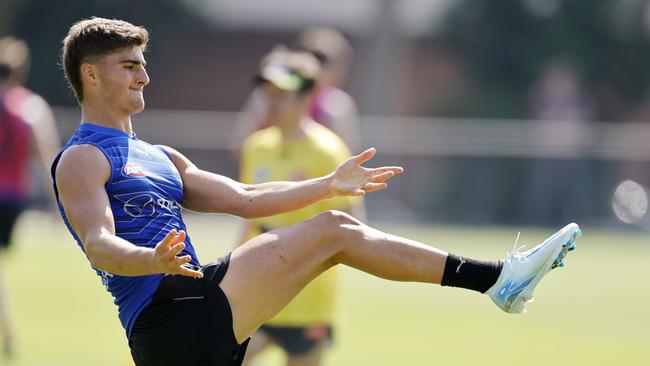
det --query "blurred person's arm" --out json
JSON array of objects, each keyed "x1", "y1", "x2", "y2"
[
  {"x1": 229, "y1": 89, "x2": 267, "y2": 160},
  {"x1": 237, "y1": 221, "x2": 259, "y2": 248},
  {"x1": 22, "y1": 94, "x2": 61, "y2": 206},
  {"x1": 162, "y1": 145, "x2": 401, "y2": 219},
  {"x1": 55, "y1": 145, "x2": 203, "y2": 278},
  {"x1": 321, "y1": 89, "x2": 361, "y2": 152},
  {"x1": 346, "y1": 201, "x2": 366, "y2": 222}
]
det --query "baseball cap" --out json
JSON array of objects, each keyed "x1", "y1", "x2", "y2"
[
  {"x1": 254, "y1": 48, "x2": 320, "y2": 92},
  {"x1": 255, "y1": 63, "x2": 308, "y2": 92}
]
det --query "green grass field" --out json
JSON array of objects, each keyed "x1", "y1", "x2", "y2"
[{"x1": 3, "y1": 211, "x2": 649, "y2": 365}]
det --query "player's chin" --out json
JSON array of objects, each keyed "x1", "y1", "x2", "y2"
[{"x1": 129, "y1": 98, "x2": 146, "y2": 113}]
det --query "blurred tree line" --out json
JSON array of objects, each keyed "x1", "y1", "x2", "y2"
[
  {"x1": 3, "y1": 0, "x2": 650, "y2": 121},
  {"x1": 431, "y1": 0, "x2": 650, "y2": 121},
  {"x1": 0, "y1": 0, "x2": 209, "y2": 106},
  {"x1": 2, "y1": 0, "x2": 645, "y2": 226}
]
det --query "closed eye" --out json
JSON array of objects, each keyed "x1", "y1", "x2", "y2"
[{"x1": 121, "y1": 60, "x2": 146, "y2": 70}]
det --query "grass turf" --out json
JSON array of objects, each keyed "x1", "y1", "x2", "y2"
[{"x1": 3, "y1": 212, "x2": 649, "y2": 365}]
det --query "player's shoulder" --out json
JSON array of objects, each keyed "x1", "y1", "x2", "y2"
[
  {"x1": 319, "y1": 87, "x2": 358, "y2": 115},
  {"x1": 306, "y1": 122, "x2": 350, "y2": 156},
  {"x1": 4, "y1": 85, "x2": 33, "y2": 103},
  {"x1": 242, "y1": 126, "x2": 281, "y2": 151},
  {"x1": 55, "y1": 144, "x2": 110, "y2": 182},
  {"x1": 59, "y1": 144, "x2": 106, "y2": 165},
  {"x1": 18, "y1": 92, "x2": 52, "y2": 124}
]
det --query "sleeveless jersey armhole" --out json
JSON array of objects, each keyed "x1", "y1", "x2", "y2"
[{"x1": 51, "y1": 143, "x2": 116, "y2": 204}]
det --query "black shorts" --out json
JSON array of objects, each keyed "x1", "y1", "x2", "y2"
[
  {"x1": 259, "y1": 324, "x2": 333, "y2": 355},
  {"x1": 129, "y1": 253, "x2": 249, "y2": 366},
  {"x1": 0, "y1": 202, "x2": 23, "y2": 249}
]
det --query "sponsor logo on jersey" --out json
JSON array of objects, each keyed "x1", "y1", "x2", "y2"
[
  {"x1": 156, "y1": 197, "x2": 182, "y2": 212},
  {"x1": 124, "y1": 162, "x2": 145, "y2": 177},
  {"x1": 124, "y1": 194, "x2": 156, "y2": 217},
  {"x1": 99, "y1": 270, "x2": 114, "y2": 288},
  {"x1": 123, "y1": 194, "x2": 181, "y2": 218}
]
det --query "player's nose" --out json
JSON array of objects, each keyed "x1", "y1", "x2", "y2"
[{"x1": 137, "y1": 68, "x2": 150, "y2": 87}]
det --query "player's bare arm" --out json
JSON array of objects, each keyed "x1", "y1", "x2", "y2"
[
  {"x1": 55, "y1": 144, "x2": 202, "y2": 278},
  {"x1": 163, "y1": 146, "x2": 403, "y2": 218}
]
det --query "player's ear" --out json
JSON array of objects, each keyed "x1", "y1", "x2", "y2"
[{"x1": 80, "y1": 63, "x2": 99, "y2": 86}]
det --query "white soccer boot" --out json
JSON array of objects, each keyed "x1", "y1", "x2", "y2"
[{"x1": 486, "y1": 223, "x2": 581, "y2": 313}]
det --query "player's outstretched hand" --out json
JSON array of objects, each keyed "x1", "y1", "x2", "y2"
[
  {"x1": 152, "y1": 229, "x2": 203, "y2": 278},
  {"x1": 330, "y1": 147, "x2": 404, "y2": 196}
]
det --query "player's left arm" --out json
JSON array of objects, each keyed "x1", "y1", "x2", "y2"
[{"x1": 161, "y1": 146, "x2": 402, "y2": 219}]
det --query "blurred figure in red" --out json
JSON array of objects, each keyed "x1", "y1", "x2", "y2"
[
  {"x1": 0, "y1": 36, "x2": 61, "y2": 359},
  {"x1": 231, "y1": 27, "x2": 360, "y2": 156}
]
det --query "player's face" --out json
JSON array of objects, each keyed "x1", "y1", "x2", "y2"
[
  {"x1": 96, "y1": 46, "x2": 149, "y2": 116},
  {"x1": 261, "y1": 83, "x2": 308, "y2": 126}
]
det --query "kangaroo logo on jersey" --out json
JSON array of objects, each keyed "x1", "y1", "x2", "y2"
[{"x1": 124, "y1": 162, "x2": 145, "y2": 177}]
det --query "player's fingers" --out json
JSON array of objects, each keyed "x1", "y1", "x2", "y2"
[
  {"x1": 352, "y1": 188, "x2": 366, "y2": 196},
  {"x1": 370, "y1": 170, "x2": 395, "y2": 183},
  {"x1": 363, "y1": 182, "x2": 388, "y2": 192},
  {"x1": 353, "y1": 147, "x2": 376, "y2": 164},
  {"x1": 156, "y1": 229, "x2": 178, "y2": 250},
  {"x1": 168, "y1": 242, "x2": 186, "y2": 258},
  {"x1": 372, "y1": 166, "x2": 404, "y2": 175},
  {"x1": 173, "y1": 254, "x2": 192, "y2": 266},
  {"x1": 171, "y1": 230, "x2": 186, "y2": 245},
  {"x1": 178, "y1": 265, "x2": 204, "y2": 279},
  {"x1": 163, "y1": 229, "x2": 178, "y2": 243}
]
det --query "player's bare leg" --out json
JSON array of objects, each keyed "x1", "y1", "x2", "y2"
[
  {"x1": 241, "y1": 331, "x2": 273, "y2": 366},
  {"x1": 221, "y1": 211, "x2": 580, "y2": 344},
  {"x1": 0, "y1": 253, "x2": 14, "y2": 359},
  {"x1": 219, "y1": 210, "x2": 448, "y2": 343},
  {"x1": 286, "y1": 342, "x2": 325, "y2": 366},
  {"x1": 241, "y1": 331, "x2": 325, "y2": 366}
]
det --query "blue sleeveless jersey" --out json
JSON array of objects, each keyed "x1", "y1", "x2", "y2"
[{"x1": 51, "y1": 123, "x2": 200, "y2": 336}]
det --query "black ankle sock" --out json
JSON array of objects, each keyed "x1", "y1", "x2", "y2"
[{"x1": 440, "y1": 254, "x2": 503, "y2": 293}]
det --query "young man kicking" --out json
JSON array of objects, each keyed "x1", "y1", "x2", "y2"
[{"x1": 52, "y1": 17, "x2": 581, "y2": 366}]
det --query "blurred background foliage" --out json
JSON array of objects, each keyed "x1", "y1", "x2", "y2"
[
  {"x1": 2, "y1": 0, "x2": 649, "y2": 227},
  {"x1": 2, "y1": 0, "x2": 650, "y2": 121},
  {"x1": 433, "y1": 0, "x2": 650, "y2": 120}
]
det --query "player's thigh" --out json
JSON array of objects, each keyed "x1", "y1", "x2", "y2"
[{"x1": 220, "y1": 211, "x2": 359, "y2": 343}]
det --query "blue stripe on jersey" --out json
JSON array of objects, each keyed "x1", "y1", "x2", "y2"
[{"x1": 51, "y1": 123, "x2": 200, "y2": 336}]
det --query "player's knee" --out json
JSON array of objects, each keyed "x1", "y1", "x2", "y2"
[
  {"x1": 316, "y1": 210, "x2": 361, "y2": 228},
  {"x1": 312, "y1": 211, "x2": 364, "y2": 248},
  {"x1": 302, "y1": 210, "x2": 364, "y2": 252}
]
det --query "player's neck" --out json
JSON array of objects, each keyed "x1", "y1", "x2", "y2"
[
  {"x1": 0, "y1": 77, "x2": 20, "y2": 89},
  {"x1": 278, "y1": 116, "x2": 313, "y2": 141},
  {"x1": 80, "y1": 102, "x2": 134, "y2": 136}
]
